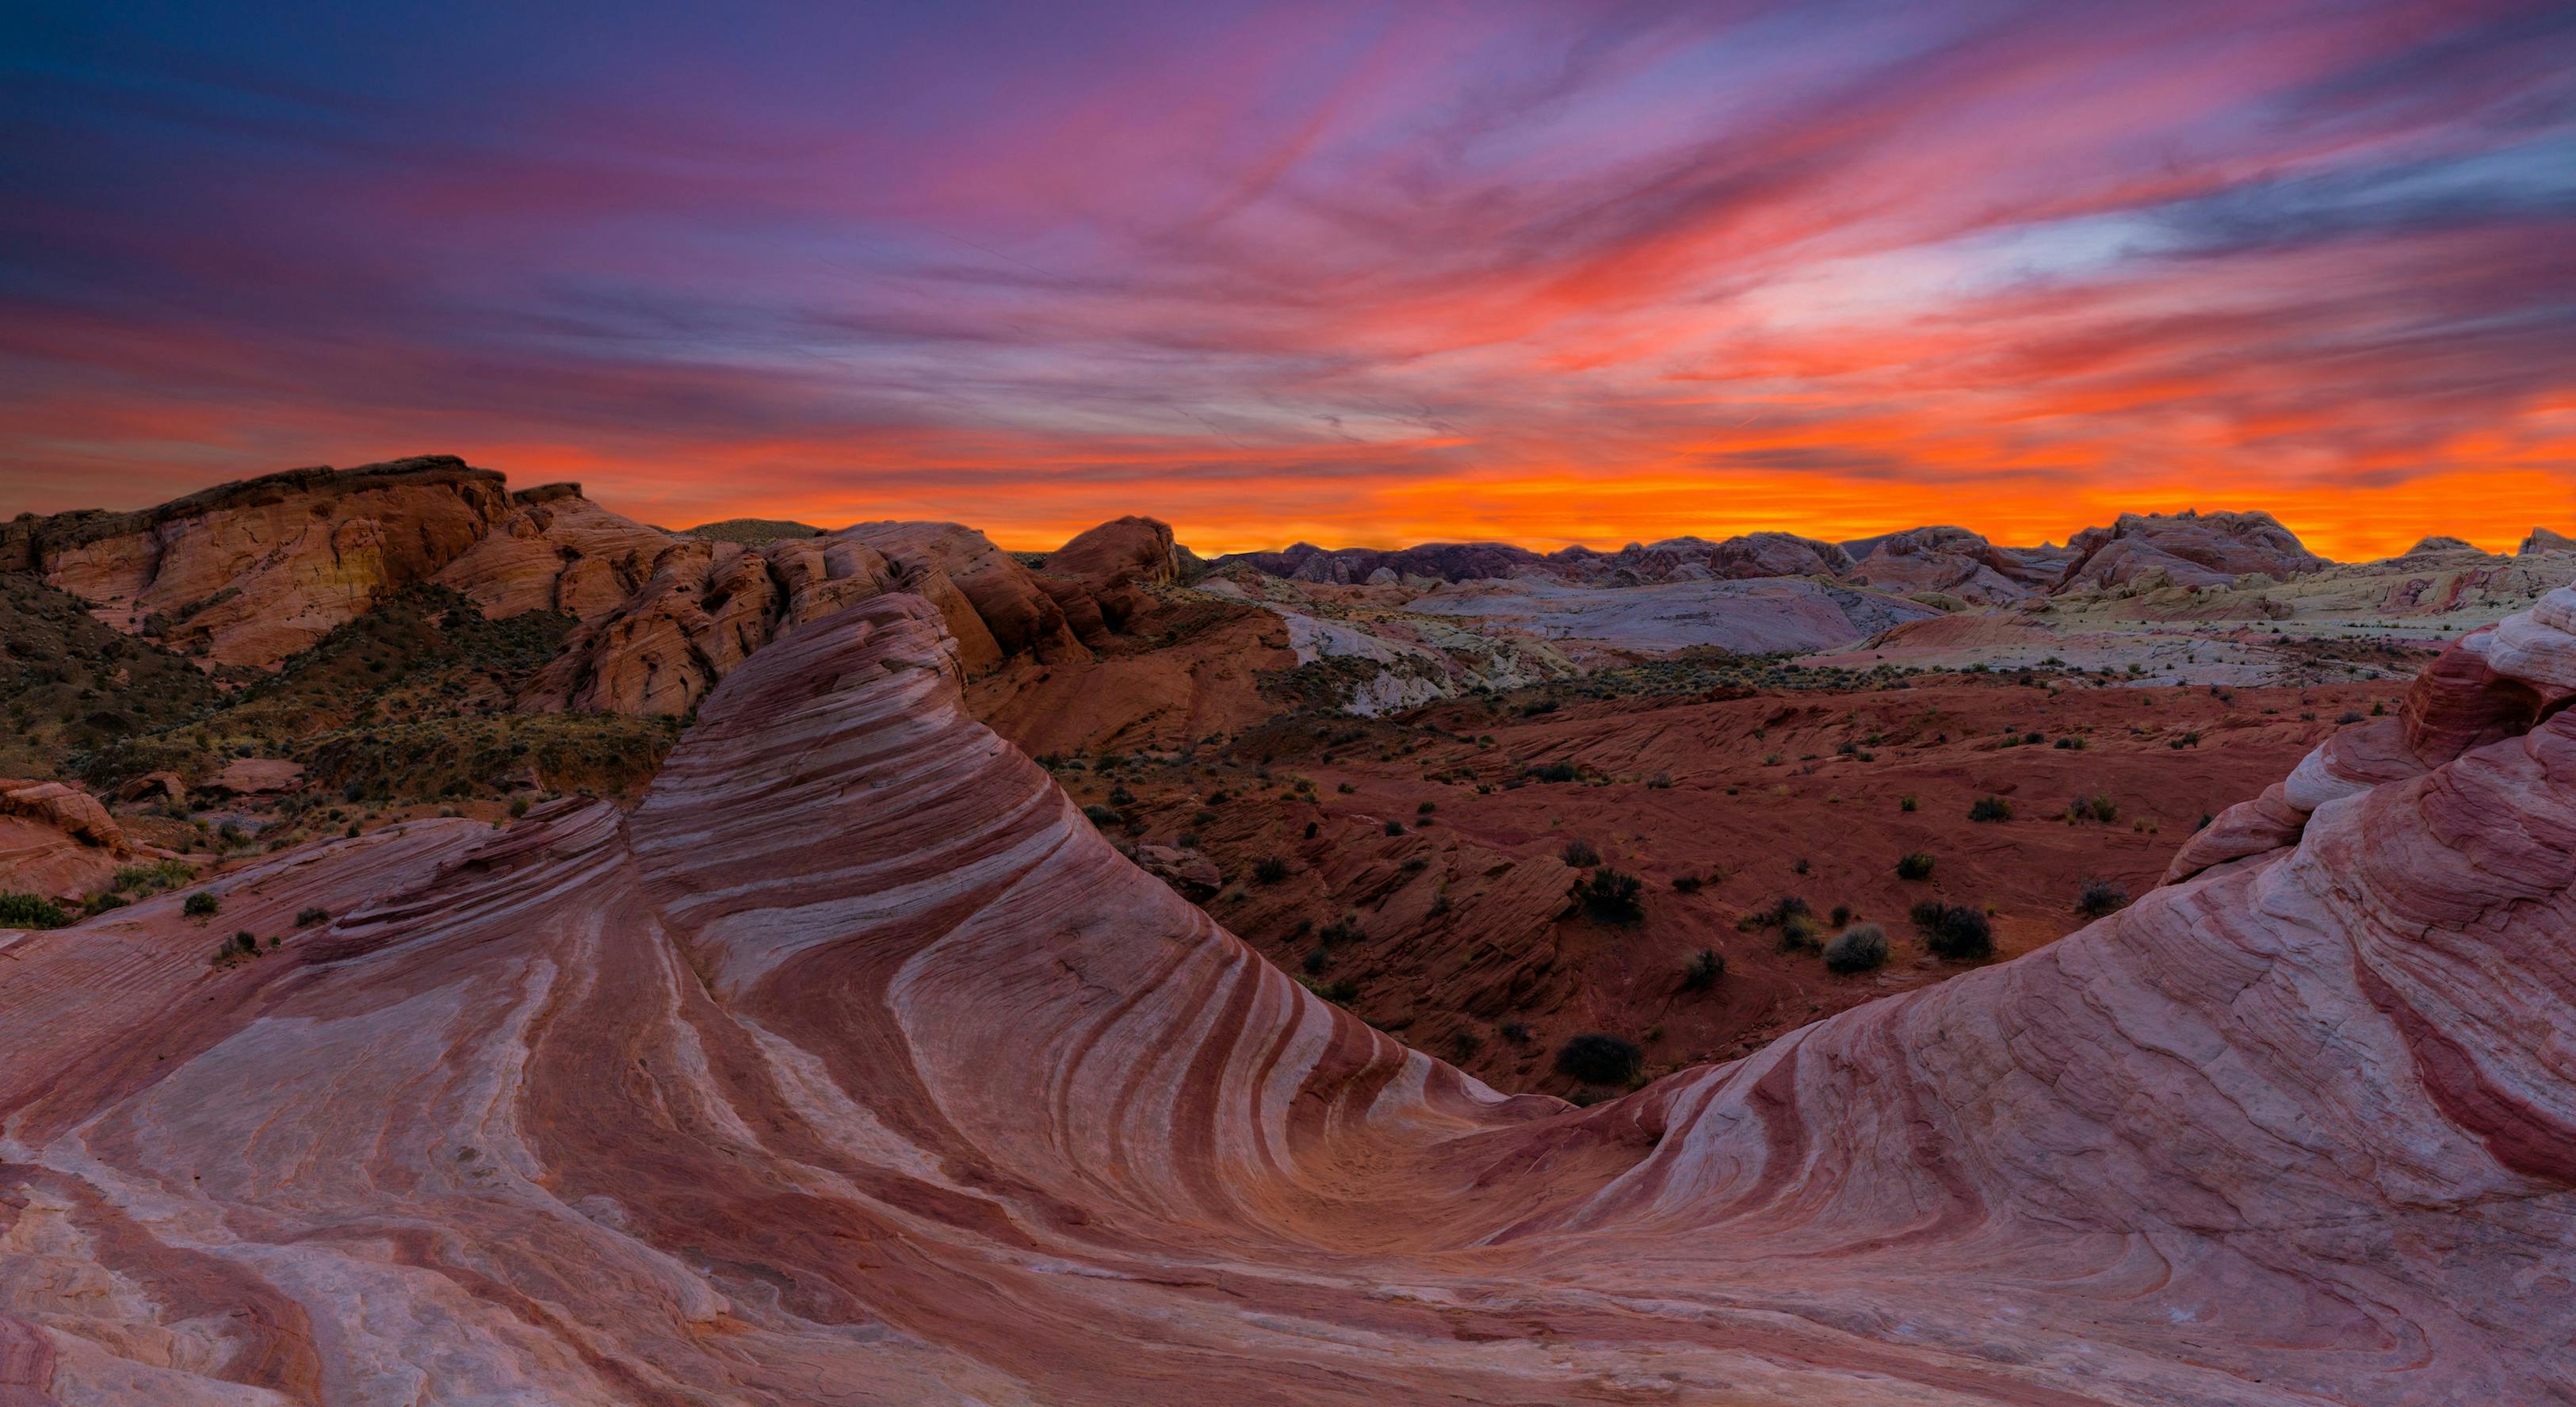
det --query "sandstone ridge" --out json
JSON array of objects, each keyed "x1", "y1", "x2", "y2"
[{"x1": 2, "y1": 584, "x2": 2570, "y2": 1403}]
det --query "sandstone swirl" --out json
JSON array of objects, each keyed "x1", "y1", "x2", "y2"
[{"x1": 5, "y1": 591, "x2": 2573, "y2": 1405}]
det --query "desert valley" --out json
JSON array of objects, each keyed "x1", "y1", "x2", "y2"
[{"x1": 2, "y1": 456, "x2": 2572, "y2": 1403}]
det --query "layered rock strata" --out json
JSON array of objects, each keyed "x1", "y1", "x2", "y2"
[{"x1": 2, "y1": 587, "x2": 2570, "y2": 1405}]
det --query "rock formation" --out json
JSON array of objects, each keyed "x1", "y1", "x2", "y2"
[
  {"x1": 2056, "y1": 507, "x2": 2326, "y2": 591},
  {"x1": 430, "y1": 485, "x2": 678, "y2": 621},
  {"x1": 521, "y1": 518, "x2": 1158, "y2": 716},
  {"x1": 2524, "y1": 526, "x2": 2576, "y2": 556},
  {"x1": 7, "y1": 583, "x2": 2567, "y2": 1402},
  {"x1": 1, "y1": 457, "x2": 513, "y2": 667},
  {"x1": 1844, "y1": 525, "x2": 2058, "y2": 604},
  {"x1": 0, "y1": 779, "x2": 135, "y2": 901}
]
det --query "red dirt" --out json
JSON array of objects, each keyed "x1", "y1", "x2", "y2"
[{"x1": 1048, "y1": 672, "x2": 2407, "y2": 1095}]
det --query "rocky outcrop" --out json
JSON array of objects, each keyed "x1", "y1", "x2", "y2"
[
  {"x1": 1042, "y1": 514, "x2": 1180, "y2": 590},
  {"x1": 2405, "y1": 534, "x2": 2479, "y2": 556},
  {"x1": 1844, "y1": 524, "x2": 2057, "y2": 604},
  {"x1": 1413, "y1": 575, "x2": 1940, "y2": 658},
  {"x1": 2, "y1": 456, "x2": 514, "y2": 667},
  {"x1": 430, "y1": 488, "x2": 678, "y2": 621},
  {"x1": 2524, "y1": 526, "x2": 2576, "y2": 556},
  {"x1": 2, "y1": 588, "x2": 2571, "y2": 1403},
  {"x1": 521, "y1": 518, "x2": 1158, "y2": 716},
  {"x1": 0, "y1": 779, "x2": 130, "y2": 901},
  {"x1": 1209, "y1": 540, "x2": 1548, "y2": 586},
  {"x1": 2056, "y1": 507, "x2": 2325, "y2": 591}
]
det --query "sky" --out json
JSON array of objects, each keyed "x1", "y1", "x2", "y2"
[{"x1": 3, "y1": 1, "x2": 2572, "y2": 559}]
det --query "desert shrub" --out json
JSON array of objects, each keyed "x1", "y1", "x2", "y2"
[
  {"x1": 2064, "y1": 794, "x2": 2119, "y2": 824},
  {"x1": 1909, "y1": 901, "x2": 1992, "y2": 961},
  {"x1": 1081, "y1": 804, "x2": 1122, "y2": 826},
  {"x1": 2053, "y1": 735, "x2": 2086, "y2": 750},
  {"x1": 1829, "y1": 903, "x2": 1852, "y2": 927},
  {"x1": 1382, "y1": 819, "x2": 1405, "y2": 837},
  {"x1": 1527, "y1": 761, "x2": 1579, "y2": 783},
  {"x1": 508, "y1": 796, "x2": 532, "y2": 817},
  {"x1": 1899, "y1": 794, "x2": 1918, "y2": 812},
  {"x1": 2075, "y1": 877, "x2": 2131, "y2": 918},
  {"x1": 2337, "y1": 709, "x2": 2366, "y2": 724},
  {"x1": 1554, "y1": 1033, "x2": 1643, "y2": 1086},
  {"x1": 1680, "y1": 948, "x2": 1726, "y2": 990},
  {"x1": 1895, "y1": 851, "x2": 1935, "y2": 881},
  {"x1": 232, "y1": 931, "x2": 259, "y2": 955},
  {"x1": 1775, "y1": 912, "x2": 1824, "y2": 951},
  {"x1": 182, "y1": 890, "x2": 220, "y2": 918},
  {"x1": 1253, "y1": 856, "x2": 1290, "y2": 885},
  {"x1": 0, "y1": 892, "x2": 72, "y2": 928},
  {"x1": 1560, "y1": 838, "x2": 1601, "y2": 868},
  {"x1": 1579, "y1": 868, "x2": 1644, "y2": 922},
  {"x1": 109, "y1": 858, "x2": 193, "y2": 897},
  {"x1": 1416, "y1": 800, "x2": 1435, "y2": 814},
  {"x1": 295, "y1": 906, "x2": 331, "y2": 927},
  {"x1": 1671, "y1": 874, "x2": 1703, "y2": 893},
  {"x1": 1967, "y1": 795, "x2": 2013, "y2": 823},
  {"x1": 1823, "y1": 923, "x2": 1889, "y2": 973}
]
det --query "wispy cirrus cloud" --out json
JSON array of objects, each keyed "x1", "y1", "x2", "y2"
[{"x1": 1, "y1": 0, "x2": 2569, "y2": 556}]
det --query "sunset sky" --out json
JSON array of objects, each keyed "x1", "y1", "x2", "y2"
[{"x1": 4, "y1": 0, "x2": 2571, "y2": 558}]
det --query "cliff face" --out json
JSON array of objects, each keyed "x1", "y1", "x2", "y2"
[
  {"x1": 2, "y1": 457, "x2": 515, "y2": 667},
  {"x1": 3, "y1": 585, "x2": 2569, "y2": 1404}
]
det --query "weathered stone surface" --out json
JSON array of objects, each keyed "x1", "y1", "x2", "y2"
[
  {"x1": 1042, "y1": 514, "x2": 1179, "y2": 590},
  {"x1": 1128, "y1": 841, "x2": 1221, "y2": 898},
  {"x1": 2524, "y1": 526, "x2": 2576, "y2": 556},
  {"x1": 2056, "y1": 507, "x2": 2325, "y2": 591},
  {"x1": 430, "y1": 491, "x2": 677, "y2": 620},
  {"x1": 2, "y1": 590, "x2": 2570, "y2": 1405},
  {"x1": 5, "y1": 457, "x2": 514, "y2": 667},
  {"x1": 1845, "y1": 525, "x2": 2056, "y2": 604},
  {"x1": 0, "y1": 780, "x2": 129, "y2": 900}
]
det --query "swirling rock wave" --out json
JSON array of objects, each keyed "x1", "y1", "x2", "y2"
[{"x1": 3, "y1": 590, "x2": 2572, "y2": 1405}]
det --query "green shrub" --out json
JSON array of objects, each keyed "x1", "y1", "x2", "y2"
[
  {"x1": 2075, "y1": 877, "x2": 2131, "y2": 918},
  {"x1": 1579, "y1": 868, "x2": 1644, "y2": 923},
  {"x1": 1899, "y1": 794, "x2": 1918, "y2": 812},
  {"x1": 1671, "y1": 874, "x2": 1703, "y2": 893},
  {"x1": 1554, "y1": 1033, "x2": 1642, "y2": 1086},
  {"x1": 296, "y1": 906, "x2": 331, "y2": 927},
  {"x1": 182, "y1": 890, "x2": 220, "y2": 918},
  {"x1": 1253, "y1": 856, "x2": 1290, "y2": 885},
  {"x1": 1823, "y1": 923, "x2": 1889, "y2": 973},
  {"x1": 1560, "y1": 838, "x2": 1601, "y2": 868},
  {"x1": 1909, "y1": 901, "x2": 1992, "y2": 960},
  {"x1": 0, "y1": 892, "x2": 73, "y2": 929},
  {"x1": 1680, "y1": 948, "x2": 1726, "y2": 990},
  {"x1": 1968, "y1": 795, "x2": 2013, "y2": 823},
  {"x1": 1895, "y1": 851, "x2": 1935, "y2": 881}
]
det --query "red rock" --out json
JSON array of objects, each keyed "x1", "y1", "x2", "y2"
[
  {"x1": 431, "y1": 488, "x2": 677, "y2": 620},
  {"x1": 0, "y1": 780, "x2": 128, "y2": 900},
  {"x1": 1043, "y1": 514, "x2": 1179, "y2": 590},
  {"x1": 1845, "y1": 525, "x2": 2056, "y2": 603},
  {"x1": 1128, "y1": 842, "x2": 1221, "y2": 898},
  {"x1": 2, "y1": 590, "x2": 2570, "y2": 1405},
  {"x1": 207, "y1": 757, "x2": 304, "y2": 796},
  {"x1": 2056, "y1": 507, "x2": 2325, "y2": 591},
  {"x1": 2522, "y1": 526, "x2": 2575, "y2": 555},
  {"x1": 114, "y1": 771, "x2": 187, "y2": 805},
  {"x1": 3, "y1": 457, "x2": 513, "y2": 667}
]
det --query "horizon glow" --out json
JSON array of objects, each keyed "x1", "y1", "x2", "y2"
[{"x1": 2, "y1": 0, "x2": 2571, "y2": 558}]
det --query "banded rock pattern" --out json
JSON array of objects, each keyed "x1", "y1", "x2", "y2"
[{"x1": 2, "y1": 590, "x2": 2571, "y2": 1404}]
